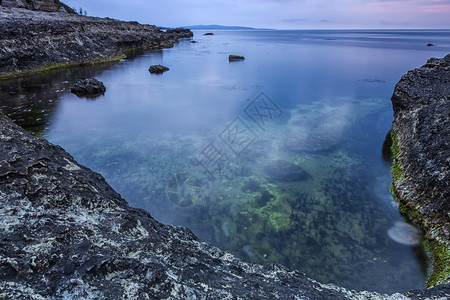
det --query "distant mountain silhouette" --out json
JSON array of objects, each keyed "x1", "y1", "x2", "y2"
[{"x1": 182, "y1": 24, "x2": 271, "y2": 30}]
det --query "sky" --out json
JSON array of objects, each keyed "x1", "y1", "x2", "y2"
[{"x1": 64, "y1": 0, "x2": 450, "y2": 29}]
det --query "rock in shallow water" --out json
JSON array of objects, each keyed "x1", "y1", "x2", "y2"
[
  {"x1": 229, "y1": 55, "x2": 245, "y2": 61},
  {"x1": 264, "y1": 160, "x2": 311, "y2": 182},
  {"x1": 71, "y1": 78, "x2": 106, "y2": 97},
  {"x1": 149, "y1": 64, "x2": 169, "y2": 74}
]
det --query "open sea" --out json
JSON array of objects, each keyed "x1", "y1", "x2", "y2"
[{"x1": 1, "y1": 29, "x2": 449, "y2": 293}]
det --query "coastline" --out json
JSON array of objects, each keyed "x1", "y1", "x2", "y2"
[
  {"x1": 0, "y1": 6, "x2": 449, "y2": 298},
  {"x1": 0, "y1": 7, "x2": 192, "y2": 79},
  {"x1": 1, "y1": 102, "x2": 449, "y2": 300}
]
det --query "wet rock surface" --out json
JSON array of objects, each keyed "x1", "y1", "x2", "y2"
[
  {"x1": 71, "y1": 78, "x2": 106, "y2": 97},
  {"x1": 391, "y1": 54, "x2": 450, "y2": 284},
  {"x1": 0, "y1": 7, "x2": 193, "y2": 78},
  {"x1": 149, "y1": 64, "x2": 170, "y2": 74},
  {"x1": 391, "y1": 54, "x2": 450, "y2": 243},
  {"x1": 2, "y1": 110, "x2": 450, "y2": 298}
]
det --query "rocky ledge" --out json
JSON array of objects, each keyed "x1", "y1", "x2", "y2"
[
  {"x1": 391, "y1": 54, "x2": 450, "y2": 286},
  {"x1": 1, "y1": 98, "x2": 450, "y2": 299},
  {"x1": 0, "y1": 7, "x2": 192, "y2": 78}
]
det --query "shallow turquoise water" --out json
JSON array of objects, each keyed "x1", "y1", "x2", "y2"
[{"x1": 1, "y1": 30, "x2": 449, "y2": 293}]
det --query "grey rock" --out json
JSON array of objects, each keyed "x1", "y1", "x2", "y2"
[
  {"x1": 71, "y1": 78, "x2": 106, "y2": 97},
  {"x1": 391, "y1": 54, "x2": 450, "y2": 284},
  {"x1": 264, "y1": 160, "x2": 311, "y2": 181},
  {"x1": 0, "y1": 7, "x2": 193, "y2": 78},
  {"x1": 1, "y1": 0, "x2": 63, "y2": 12},
  {"x1": 1, "y1": 108, "x2": 449, "y2": 299},
  {"x1": 149, "y1": 64, "x2": 169, "y2": 74},
  {"x1": 391, "y1": 54, "x2": 450, "y2": 242}
]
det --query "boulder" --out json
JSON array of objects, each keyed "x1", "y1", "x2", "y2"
[
  {"x1": 229, "y1": 55, "x2": 245, "y2": 61},
  {"x1": 263, "y1": 160, "x2": 311, "y2": 181},
  {"x1": 149, "y1": 64, "x2": 169, "y2": 74},
  {"x1": 391, "y1": 54, "x2": 450, "y2": 285},
  {"x1": 70, "y1": 78, "x2": 106, "y2": 97},
  {"x1": 204, "y1": 32, "x2": 214, "y2": 36}
]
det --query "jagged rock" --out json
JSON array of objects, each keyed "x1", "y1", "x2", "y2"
[
  {"x1": 149, "y1": 64, "x2": 169, "y2": 74},
  {"x1": 391, "y1": 54, "x2": 450, "y2": 285},
  {"x1": 229, "y1": 55, "x2": 245, "y2": 61},
  {"x1": 264, "y1": 160, "x2": 311, "y2": 181},
  {"x1": 71, "y1": 78, "x2": 106, "y2": 97},
  {"x1": 1, "y1": 107, "x2": 449, "y2": 299},
  {"x1": 0, "y1": 8, "x2": 193, "y2": 78},
  {"x1": 1, "y1": 0, "x2": 62, "y2": 12},
  {"x1": 0, "y1": 0, "x2": 28, "y2": 9}
]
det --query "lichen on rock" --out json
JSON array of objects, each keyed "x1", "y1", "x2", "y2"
[{"x1": 390, "y1": 54, "x2": 450, "y2": 286}]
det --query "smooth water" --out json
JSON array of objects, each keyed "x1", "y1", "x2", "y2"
[{"x1": 2, "y1": 30, "x2": 449, "y2": 293}]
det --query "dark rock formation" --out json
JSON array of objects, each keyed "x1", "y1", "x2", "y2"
[
  {"x1": 1, "y1": 0, "x2": 68, "y2": 12},
  {"x1": 149, "y1": 64, "x2": 169, "y2": 74},
  {"x1": 229, "y1": 55, "x2": 245, "y2": 61},
  {"x1": 391, "y1": 54, "x2": 450, "y2": 285},
  {"x1": 2, "y1": 109, "x2": 450, "y2": 298},
  {"x1": 204, "y1": 32, "x2": 214, "y2": 36},
  {"x1": 0, "y1": 7, "x2": 193, "y2": 78},
  {"x1": 427, "y1": 43, "x2": 434, "y2": 47},
  {"x1": 264, "y1": 160, "x2": 311, "y2": 182},
  {"x1": 71, "y1": 78, "x2": 106, "y2": 97}
]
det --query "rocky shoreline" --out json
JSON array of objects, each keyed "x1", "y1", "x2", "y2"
[
  {"x1": 0, "y1": 7, "x2": 192, "y2": 78},
  {"x1": 391, "y1": 54, "x2": 450, "y2": 286},
  {"x1": 0, "y1": 102, "x2": 449, "y2": 300},
  {"x1": 0, "y1": 4, "x2": 449, "y2": 298}
]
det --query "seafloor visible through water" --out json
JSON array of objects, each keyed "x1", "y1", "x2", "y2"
[{"x1": 1, "y1": 30, "x2": 450, "y2": 293}]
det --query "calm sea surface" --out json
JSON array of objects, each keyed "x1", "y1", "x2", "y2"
[{"x1": 1, "y1": 30, "x2": 449, "y2": 293}]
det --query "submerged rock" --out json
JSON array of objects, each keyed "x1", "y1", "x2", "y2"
[
  {"x1": 285, "y1": 134, "x2": 340, "y2": 153},
  {"x1": 387, "y1": 222, "x2": 422, "y2": 246},
  {"x1": 71, "y1": 78, "x2": 106, "y2": 97},
  {"x1": 264, "y1": 160, "x2": 311, "y2": 182},
  {"x1": 229, "y1": 55, "x2": 245, "y2": 61},
  {"x1": 149, "y1": 64, "x2": 169, "y2": 74}
]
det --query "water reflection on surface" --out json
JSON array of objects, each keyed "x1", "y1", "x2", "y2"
[{"x1": 2, "y1": 30, "x2": 449, "y2": 293}]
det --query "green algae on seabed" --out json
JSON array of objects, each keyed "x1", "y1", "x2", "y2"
[{"x1": 390, "y1": 128, "x2": 450, "y2": 287}]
